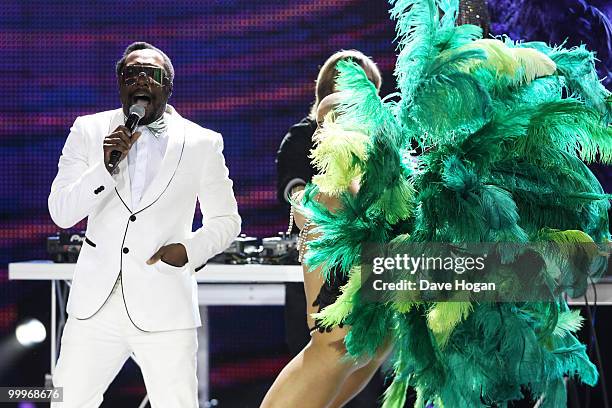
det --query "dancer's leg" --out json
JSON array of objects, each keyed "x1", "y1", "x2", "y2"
[
  {"x1": 260, "y1": 326, "x2": 370, "y2": 408},
  {"x1": 265, "y1": 205, "x2": 389, "y2": 408},
  {"x1": 327, "y1": 340, "x2": 392, "y2": 408}
]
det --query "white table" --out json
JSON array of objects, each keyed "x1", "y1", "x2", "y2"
[{"x1": 8, "y1": 261, "x2": 303, "y2": 406}]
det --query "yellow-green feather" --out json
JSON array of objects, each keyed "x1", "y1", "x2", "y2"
[
  {"x1": 462, "y1": 39, "x2": 519, "y2": 78},
  {"x1": 427, "y1": 301, "x2": 473, "y2": 348},
  {"x1": 510, "y1": 47, "x2": 557, "y2": 84},
  {"x1": 312, "y1": 266, "x2": 361, "y2": 327},
  {"x1": 310, "y1": 121, "x2": 369, "y2": 195},
  {"x1": 382, "y1": 377, "x2": 408, "y2": 408}
]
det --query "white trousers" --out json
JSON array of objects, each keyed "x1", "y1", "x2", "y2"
[{"x1": 51, "y1": 281, "x2": 198, "y2": 408}]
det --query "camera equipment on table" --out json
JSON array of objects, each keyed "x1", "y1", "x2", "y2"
[
  {"x1": 209, "y1": 233, "x2": 299, "y2": 264},
  {"x1": 209, "y1": 234, "x2": 260, "y2": 264},
  {"x1": 47, "y1": 231, "x2": 86, "y2": 263},
  {"x1": 260, "y1": 232, "x2": 299, "y2": 265},
  {"x1": 48, "y1": 231, "x2": 301, "y2": 265}
]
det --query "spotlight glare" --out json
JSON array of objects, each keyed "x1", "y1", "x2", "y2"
[{"x1": 15, "y1": 319, "x2": 46, "y2": 347}]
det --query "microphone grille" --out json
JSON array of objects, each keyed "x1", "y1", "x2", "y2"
[{"x1": 129, "y1": 103, "x2": 146, "y2": 118}]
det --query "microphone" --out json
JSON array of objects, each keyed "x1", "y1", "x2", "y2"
[{"x1": 108, "y1": 102, "x2": 147, "y2": 170}]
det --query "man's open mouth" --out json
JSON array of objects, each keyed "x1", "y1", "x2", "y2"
[{"x1": 132, "y1": 92, "x2": 152, "y2": 105}]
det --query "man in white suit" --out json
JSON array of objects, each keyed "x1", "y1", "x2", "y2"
[{"x1": 48, "y1": 42, "x2": 241, "y2": 407}]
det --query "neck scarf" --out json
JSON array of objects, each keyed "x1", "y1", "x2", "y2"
[{"x1": 146, "y1": 113, "x2": 167, "y2": 137}]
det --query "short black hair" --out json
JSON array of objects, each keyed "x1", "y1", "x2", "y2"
[{"x1": 115, "y1": 42, "x2": 174, "y2": 84}]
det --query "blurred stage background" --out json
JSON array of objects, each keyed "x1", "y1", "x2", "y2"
[{"x1": 1, "y1": 0, "x2": 611, "y2": 407}]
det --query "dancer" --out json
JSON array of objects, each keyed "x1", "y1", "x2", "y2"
[
  {"x1": 48, "y1": 42, "x2": 240, "y2": 407},
  {"x1": 276, "y1": 50, "x2": 382, "y2": 348},
  {"x1": 276, "y1": 50, "x2": 382, "y2": 207},
  {"x1": 296, "y1": 0, "x2": 612, "y2": 407},
  {"x1": 273, "y1": 50, "x2": 385, "y2": 407},
  {"x1": 265, "y1": 93, "x2": 392, "y2": 408}
]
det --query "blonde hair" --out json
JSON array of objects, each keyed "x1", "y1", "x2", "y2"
[{"x1": 309, "y1": 50, "x2": 382, "y2": 119}]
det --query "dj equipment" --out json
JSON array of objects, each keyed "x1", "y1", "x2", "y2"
[
  {"x1": 260, "y1": 233, "x2": 299, "y2": 265},
  {"x1": 47, "y1": 231, "x2": 85, "y2": 263},
  {"x1": 209, "y1": 234, "x2": 260, "y2": 264},
  {"x1": 47, "y1": 232, "x2": 300, "y2": 265},
  {"x1": 205, "y1": 233, "x2": 299, "y2": 265}
]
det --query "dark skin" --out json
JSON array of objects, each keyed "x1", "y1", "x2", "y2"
[{"x1": 103, "y1": 48, "x2": 187, "y2": 268}]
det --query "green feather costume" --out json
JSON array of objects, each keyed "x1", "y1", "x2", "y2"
[{"x1": 300, "y1": 0, "x2": 612, "y2": 406}]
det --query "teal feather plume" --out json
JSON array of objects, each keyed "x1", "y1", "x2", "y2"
[
  {"x1": 299, "y1": 0, "x2": 611, "y2": 406},
  {"x1": 390, "y1": 0, "x2": 439, "y2": 107},
  {"x1": 546, "y1": 44, "x2": 612, "y2": 123},
  {"x1": 344, "y1": 302, "x2": 394, "y2": 358}
]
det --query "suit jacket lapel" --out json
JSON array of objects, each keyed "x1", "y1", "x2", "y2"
[
  {"x1": 108, "y1": 109, "x2": 133, "y2": 212},
  {"x1": 134, "y1": 109, "x2": 185, "y2": 213}
]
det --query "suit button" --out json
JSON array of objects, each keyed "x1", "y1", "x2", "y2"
[
  {"x1": 122, "y1": 247, "x2": 129, "y2": 254},
  {"x1": 130, "y1": 215, "x2": 136, "y2": 222},
  {"x1": 94, "y1": 186, "x2": 105, "y2": 194}
]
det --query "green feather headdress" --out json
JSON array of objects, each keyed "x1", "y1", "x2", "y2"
[{"x1": 300, "y1": 0, "x2": 612, "y2": 406}]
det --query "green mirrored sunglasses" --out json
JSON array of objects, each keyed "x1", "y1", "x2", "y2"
[{"x1": 121, "y1": 65, "x2": 168, "y2": 86}]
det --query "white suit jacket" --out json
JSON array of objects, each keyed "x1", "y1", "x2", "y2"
[{"x1": 48, "y1": 107, "x2": 241, "y2": 332}]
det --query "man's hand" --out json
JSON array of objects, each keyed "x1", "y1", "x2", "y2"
[
  {"x1": 103, "y1": 125, "x2": 141, "y2": 173},
  {"x1": 147, "y1": 243, "x2": 188, "y2": 267}
]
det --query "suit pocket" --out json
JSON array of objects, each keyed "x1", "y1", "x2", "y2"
[
  {"x1": 156, "y1": 259, "x2": 186, "y2": 275},
  {"x1": 160, "y1": 258, "x2": 182, "y2": 268}
]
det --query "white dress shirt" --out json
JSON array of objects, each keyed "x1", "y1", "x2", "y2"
[
  {"x1": 127, "y1": 125, "x2": 169, "y2": 208},
  {"x1": 111, "y1": 123, "x2": 168, "y2": 291}
]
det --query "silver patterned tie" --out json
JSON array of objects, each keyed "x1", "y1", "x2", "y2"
[
  {"x1": 124, "y1": 104, "x2": 170, "y2": 138},
  {"x1": 145, "y1": 113, "x2": 168, "y2": 138}
]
